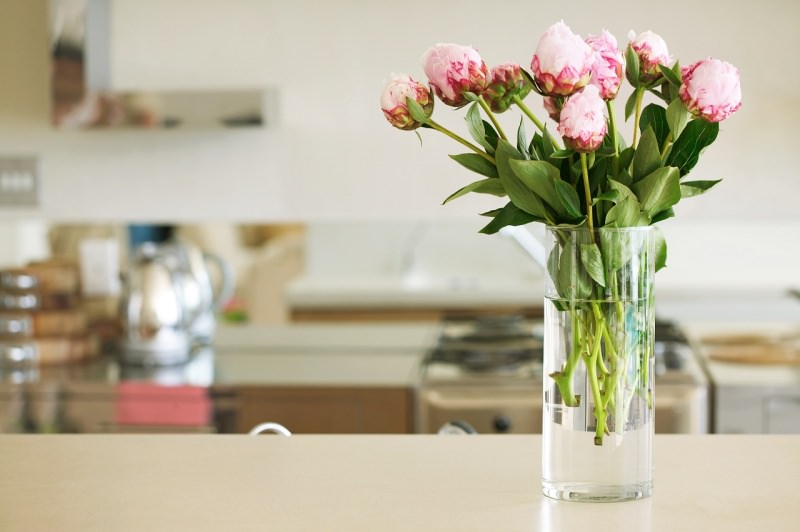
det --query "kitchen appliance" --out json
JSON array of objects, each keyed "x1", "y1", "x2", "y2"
[
  {"x1": 119, "y1": 239, "x2": 233, "y2": 365},
  {"x1": 418, "y1": 315, "x2": 710, "y2": 434}
]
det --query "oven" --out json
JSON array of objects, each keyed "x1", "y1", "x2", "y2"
[{"x1": 417, "y1": 315, "x2": 710, "y2": 434}]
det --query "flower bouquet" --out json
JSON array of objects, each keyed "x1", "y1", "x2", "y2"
[{"x1": 381, "y1": 21, "x2": 740, "y2": 501}]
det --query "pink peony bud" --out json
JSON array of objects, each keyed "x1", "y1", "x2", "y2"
[
  {"x1": 482, "y1": 63, "x2": 532, "y2": 113},
  {"x1": 542, "y1": 96, "x2": 561, "y2": 122},
  {"x1": 586, "y1": 30, "x2": 624, "y2": 100},
  {"x1": 627, "y1": 30, "x2": 671, "y2": 82},
  {"x1": 380, "y1": 74, "x2": 434, "y2": 130},
  {"x1": 679, "y1": 58, "x2": 742, "y2": 123},
  {"x1": 531, "y1": 21, "x2": 594, "y2": 97},
  {"x1": 421, "y1": 43, "x2": 490, "y2": 108},
  {"x1": 557, "y1": 85, "x2": 607, "y2": 153}
]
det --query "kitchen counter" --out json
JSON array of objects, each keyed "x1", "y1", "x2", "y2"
[{"x1": 0, "y1": 434, "x2": 797, "y2": 531}]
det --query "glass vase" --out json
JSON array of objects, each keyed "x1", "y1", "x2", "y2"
[{"x1": 541, "y1": 225, "x2": 655, "y2": 502}]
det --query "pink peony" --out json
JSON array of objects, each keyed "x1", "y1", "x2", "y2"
[
  {"x1": 482, "y1": 63, "x2": 532, "y2": 113},
  {"x1": 542, "y1": 96, "x2": 561, "y2": 122},
  {"x1": 679, "y1": 58, "x2": 742, "y2": 123},
  {"x1": 557, "y1": 85, "x2": 607, "y2": 152},
  {"x1": 586, "y1": 30, "x2": 624, "y2": 100},
  {"x1": 421, "y1": 43, "x2": 489, "y2": 108},
  {"x1": 531, "y1": 21, "x2": 594, "y2": 97},
  {"x1": 380, "y1": 74, "x2": 434, "y2": 130},
  {"x1": 627, "y1": 30, "x2": 671, "y2": 82}
]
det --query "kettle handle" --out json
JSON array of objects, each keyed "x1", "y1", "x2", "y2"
[{"x1": 202, "y1": 251, "x2": 235, "y2": 311}]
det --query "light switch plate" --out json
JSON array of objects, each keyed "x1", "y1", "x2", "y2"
[{"x1": 0, "y1": 156, "x2": 39, "y2": 207}]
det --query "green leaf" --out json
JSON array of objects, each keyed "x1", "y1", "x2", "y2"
[
  {"x1": 680, "y1": 179, "x2": 723, "y2": 198},
  {"x1": 580, "y1": 243, "x2": 606, "y2": 288},
  {"x1": 631, "y1": 166, "x2": 681, "y2": 216},
  {"x1": 463, "y1": 92, "x2": 479, "y2": 103},
  {"x1": 448, "y1": 153, "x2": 499, "y2": 178},
  {"x1": 659, "y1": 64, "x2": 682, "y2": 88},
  {"x1": 605, "y1": 196, "x2": 641, "y2": 227},
  {"x1": 508, "y1": 159, "x2": 568, "y2": 219},
  {"x1": 607, "y1": 179, "x2": 637, "y2": 203},
  {"x1": 631, "y1": 127, "x2": 662, "y2": 182},
  {"x1": 483, "y1": 120, "x2": 500, "y2": 152},
  {"x1": 495, "y1": 141, "x2": 550, "y2": 220},
  {"x1": 529, "y1": 133, "x2": 544, "y2": 160},
  {"x1": 599, "y1": 228, "x2": 633, "y2": 272},
  {"x1": 546, "y1": 244, "x2": 560, "y2": 288},
  {"x1": 653, "y1": 226, "x2": 668, "y2": 271},
  {"x1": 619, "y1": 147, "x2": 635, "y2": 170},
  {"x1": 625, "y1": 45, "x2": 641, "y2": 87},
  {"x1": 594, "y1": 146, "x2": 616, "y2": 158},
  {"x1": 516, "y1": 118, "x2": 529, "y2": 159},
  {"x1": 666, "y1": 119, "x2": 720, "y2": 176},
  {"x1": 639, "y1": 104, "x2": 669, "y2": 148},
  {"x1": 666, "y1": 98, "x2": 689, "y2": 140},
  {"x1": 549, "y1": 149, "x2": 574, "y2": 159},
  {"x1": 624, "y1": 89, "x2": 639, "y2": 121},
  {"x1": 556, "y1": 234, "x2": 592, "y2": 300},
  {"x1": 443, "y1": 178, "x2": 506, "y2": 204},
  {"x1": 478, "y1": 201, "x2": 541, "y2": 234},
  {"x1": 542, "y1": 128, "x2": 557, "y2": 160},
  {"x1": 406, "y1": 97, "x2": 429, "y2": 124},
  {"x1": 554, "y1": 180, "x2": 582, "y2": 219},
  {"x1": 593, "y1": 190, "x2": 618, "y2": 204},
  {"x1": 651, "y1": 207, "x2": 675, "y2": 223},
  {"x1": 465, "y1": 103, "x2": 495, "y2": 154}
]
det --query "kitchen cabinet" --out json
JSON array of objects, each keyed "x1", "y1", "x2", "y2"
[{"x1": 235, "y1": 386, "x2": 413, "y2": 434}]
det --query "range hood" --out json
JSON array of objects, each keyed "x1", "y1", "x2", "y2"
[{"x1": 49, "y1": 0, "x2": 271, "y2": 129}]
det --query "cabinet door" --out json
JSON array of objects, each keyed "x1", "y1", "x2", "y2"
[
  {"x1": 236, "y1": 386, "x2": 413, "y2": 434},
  {"x1": 766, "y1": 396, "x2": 800, "y2": 434}
]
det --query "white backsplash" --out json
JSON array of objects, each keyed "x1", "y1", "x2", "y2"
[{"x1": 304, "y1": 219, "x2": 800, "y2": 294}]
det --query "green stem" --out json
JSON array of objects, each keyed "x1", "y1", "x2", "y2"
[
  {"x1": 427, "y1": 119, "x2": 495, "y2": 164},
  {"x1": 660, "y1": 132, "x2": 673, "y2": 159},
  {"x1": 551, "y1": 306, "x2": 582, "y2": 407},
  {"x1": 606, "y1": 100, "x2": 620, "y2": 179},
  {"x1": 586, "y1": 341, "x2": 607, "y2": 446},
  {"x1": 512, "y1": 95, "x2": 548, "y2": 136},
  {"x1": 477, "y1": 96, "x2": 507, "y2": 141},
  {"x1": 631, "y1": 88, "x2": 644, "y2": 149},
  {"x1": 580, "y1": 153, "x2": 594, "y2": 236}
]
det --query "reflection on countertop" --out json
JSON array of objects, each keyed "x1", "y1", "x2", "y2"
[{"x1": 0, "y1": 322, "x2": 439, "y2": 389}]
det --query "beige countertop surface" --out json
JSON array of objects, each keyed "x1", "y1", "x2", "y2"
[{"x1": 0, "y1": 434, "x2": 798, "y2": 531}]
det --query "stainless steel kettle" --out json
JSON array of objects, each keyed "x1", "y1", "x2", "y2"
[{"x1": 119, "y1": 239, "x2": 234, "y2": 365}]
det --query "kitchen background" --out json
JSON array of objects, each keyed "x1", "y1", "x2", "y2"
[
  {"x1": 0, "y1": 1, "x2": 798, "y2": 434},
  {"x1": 1, "y1": 0, "x2": 799, "y2": 296}
]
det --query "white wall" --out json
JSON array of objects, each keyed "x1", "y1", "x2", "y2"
[{"x1": 0, "y1": 0, "x2": 798, "y2": 290}]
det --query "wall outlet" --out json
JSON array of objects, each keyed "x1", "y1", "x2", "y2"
[{"x1": 0, "y1": 156, "x2": 39, "y2": 207}]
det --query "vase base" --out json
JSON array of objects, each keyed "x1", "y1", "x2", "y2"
[{"x1": 542, "y1": 480, "x2": 652, "y2": 503}]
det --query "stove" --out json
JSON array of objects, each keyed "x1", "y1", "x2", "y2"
[{"x1": 417, "y1": 315, "x2": 710, "y2": 434}]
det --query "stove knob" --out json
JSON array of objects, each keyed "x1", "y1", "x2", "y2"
[{"x1": 493, "y1": 415, "x2": 512, "y2": 433}]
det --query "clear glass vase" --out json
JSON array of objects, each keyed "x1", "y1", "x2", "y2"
[{"x1": 541, "y1": 226, "x2": 655, "y2": 502}]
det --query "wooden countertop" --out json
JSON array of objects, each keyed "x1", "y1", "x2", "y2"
[{"x1": 1, "y1": 435, "x2": 798, "y2": 531}]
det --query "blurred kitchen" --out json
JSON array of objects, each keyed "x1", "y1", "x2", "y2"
[{"x1": 1, "y1": 0, "x2": 799, "y2": 436}]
